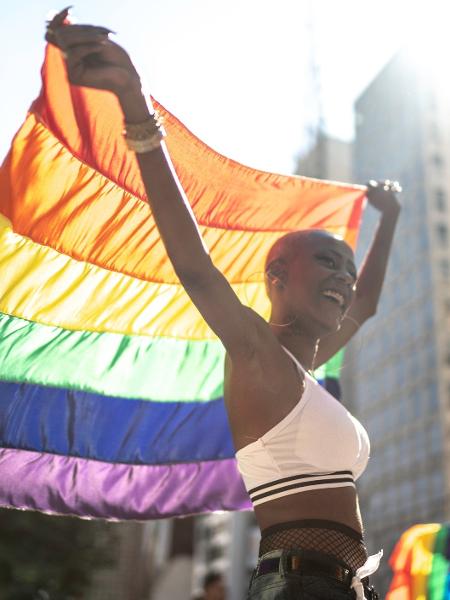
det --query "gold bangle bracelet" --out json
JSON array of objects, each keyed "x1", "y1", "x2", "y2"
[
  {"x1": 125, "y1": 133, "x2": 164, "y2": 154},
  {"x1": 123, "y1": 113, "x2": 165, "y2": 141},
  {"x1": 123, "y1": 111, "x2": 166, "y2": 153}
]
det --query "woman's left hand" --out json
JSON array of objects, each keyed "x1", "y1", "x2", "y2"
[
  {"x1": 366, "y1": 180, "x2": 402, "y2": 214},
  {"x1": 45, "y1": 8, "x2": 142, "y2": 98}
]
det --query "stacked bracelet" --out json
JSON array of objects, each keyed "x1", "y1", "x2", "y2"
[{"x1": 123, "y1": 111, "x2": 166, "y2": 153}]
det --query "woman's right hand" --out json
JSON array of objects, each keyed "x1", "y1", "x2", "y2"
[
  {"x1": 366, "y1": 180, "x2": 401, "y2": 216},
  {"x1": 46, "y1": 8, "x2": 142, "y2": 98}
]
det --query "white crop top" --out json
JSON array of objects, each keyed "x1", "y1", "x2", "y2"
[{"x1": 235, "y1": 346, "x2": 370, "y2": 506}]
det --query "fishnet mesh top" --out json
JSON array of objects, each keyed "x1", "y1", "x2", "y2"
[{"x1": 259, "y1": 519, "x2": 368, "y2": 573}]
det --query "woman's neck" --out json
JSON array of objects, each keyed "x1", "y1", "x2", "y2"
[{"x1": 271, "y1": 328, "x2": 319, "y2": 372}]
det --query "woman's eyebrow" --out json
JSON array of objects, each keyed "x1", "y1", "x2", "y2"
[{"x1": 327, "y1": 249, "x2": 357, "y2": 272}]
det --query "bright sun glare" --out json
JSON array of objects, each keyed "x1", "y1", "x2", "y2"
[{"x1": 403, "y1": 4, "x2": 450, "y2": 97}]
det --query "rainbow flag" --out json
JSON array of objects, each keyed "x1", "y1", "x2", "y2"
[
  {"x1": 0, "y1": 44, "x2": 366, "y2": 520},
  {"x1": 387, "y1": 523, "x2": 450, "y2": 599}
]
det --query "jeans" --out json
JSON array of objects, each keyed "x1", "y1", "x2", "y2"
[{"x1": 246, "y1": 550, "x2": 363, "y2": 600}]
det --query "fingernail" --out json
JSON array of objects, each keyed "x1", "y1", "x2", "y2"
[
  {"x1": 96, "y1": 26, "x2": 115, "y2": 34},
  {"x1": 46, "y1": 6, "x2": 72, "y2": 25}
]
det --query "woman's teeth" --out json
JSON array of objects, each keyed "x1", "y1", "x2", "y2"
[{"x1": 322, "y1": 290, "x2": 345, "y2": 307}]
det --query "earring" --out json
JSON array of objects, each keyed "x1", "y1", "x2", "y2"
[
  {"x1": 274, "y1": 278, "x2": 284, "y2": 289},
  {"x1": 268, "y1": 274, "x2": 283, "y2": 289}
]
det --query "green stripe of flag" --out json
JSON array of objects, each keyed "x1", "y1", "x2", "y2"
[
  {"x1": 313, "y1": 348, "x2": 344, "y2": 380},
  {"x1": 0, "y1": 312, "x2": 225, "y2": 402},
  {"x1": 428, "y1": 525, "x2": 449, "y2": 600}
]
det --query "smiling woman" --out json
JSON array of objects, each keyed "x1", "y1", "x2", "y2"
[
  {"x1": 0, "y1": 6, "x2": 402, "y2": 599},
  {"x1": 265, "y1": 230, "x2": 357, "y2": 331}
]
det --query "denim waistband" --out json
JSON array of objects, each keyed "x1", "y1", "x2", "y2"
[
  {"x1": 255, "y1": 547, "x2": 355, "y2": 577},
  {"x1": 260, "y1": 518, "x2": 364, "y2": 541},
  {"x1": 247, "y1": 548, "x2": 381, "y2": 600}
]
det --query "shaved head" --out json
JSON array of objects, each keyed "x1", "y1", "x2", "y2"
[{"x1": 265, "y1": 229, "x2": 346, "y2": 274}]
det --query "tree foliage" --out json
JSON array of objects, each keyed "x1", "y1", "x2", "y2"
[{"x1": 0, "y1": 507, "x2": 117, "y2": 600}]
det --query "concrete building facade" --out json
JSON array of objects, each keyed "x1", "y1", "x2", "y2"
[
  {"x1": 345, "y1": 49, "x2": 450, "y2": 595},
  {"x1": 295, "y1": 133, "x2": 353, "y2": 183}
]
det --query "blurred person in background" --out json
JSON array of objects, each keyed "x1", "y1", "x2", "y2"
[
  {"x1": 203, "y1": 572, "x2": 226, "y2": 600},
  {"x1": 191, "y1": 572, "x2": 226, "y2": 600}
]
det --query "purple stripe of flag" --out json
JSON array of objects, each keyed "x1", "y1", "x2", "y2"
[{"x1": 0, "y1": 448, "x2": 251, "y2": 519}]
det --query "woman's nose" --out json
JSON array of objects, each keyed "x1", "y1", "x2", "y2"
[{"x1": 335, "y1": 270, "x2": 354, "y2": 285}]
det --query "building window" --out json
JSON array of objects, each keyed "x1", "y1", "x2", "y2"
[
  {"x1": 430, "y1": 421, "x2": 442, "y2": 454},
  {"x1": 430, "y1": 471, "x2": 444, "y2": 500},
  {"x1": 431, "y1": 153, "x2": 444, "y2": 169},
  {"x1": 429, "y1": 121, "x2": 441, "y2": 142},
  {"x1": 429, "y1": 384, "x2": 439, "y2": 411},
  {"x1": 435, "y1": 189, "x2": 447, "y2": 211},
  {"x1": 206, "y1": 544, "x2": 224, "y2": 561},
  {"x1": 428, "y1": 91, "x2": 437, "y2": 110},
  {"x1": 440, "y1": 259, "x2": 450, "y2": 279},
  {"x1": 436, "y1": 223, "x2": 448, "y2": 246},
  {"x1": 446, "y1": 343, "x2": 450, "y2": 366}
]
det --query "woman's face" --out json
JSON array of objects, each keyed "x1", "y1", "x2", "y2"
[{"x1": 281, "y1": 233, "x2": 357, "y2": 335}]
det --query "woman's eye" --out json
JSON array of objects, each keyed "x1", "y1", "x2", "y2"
[{"x1": 319, "y1": 256, "x2": 335, "y2": 267}]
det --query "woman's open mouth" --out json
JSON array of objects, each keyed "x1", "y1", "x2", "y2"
[{"x1": 321, "y1": 289, "x2": 346, "y2": 309}]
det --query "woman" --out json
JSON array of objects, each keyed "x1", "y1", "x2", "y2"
[{"x1": 46, "y1": 10, "x2": 400, "y2": 599}]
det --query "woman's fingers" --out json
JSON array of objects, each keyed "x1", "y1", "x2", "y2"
[
  {"x1": 367, "y1": 180, "x2": 402, "y2": 193},
  {"x1": 45, "y1": 6, "x2": 72, "y2": 45},
  {"x1": 65, "y1": 41, "x2": 107, "y2": 64},
  {"x1": 47, "y1": 6, "x2": 72, "y2": 30},
  {"x1": 64, "y1": 42, "x2": 108, "y2": 85},
  {"x1": 58, "y1": 38, "x2": 139, "y2": 92},
  {"x1": 45, "y1": 6, "x2": 115, "y2": 51},
  {"x1": 59, "y1": 24, "x2": 113, "y2": 38},
  {"x1": 53, "y1": 25, "x2": 111, "y2": 49},
  {"x1": 44, "y1": 13, "x2": 139, "y2": 94},
  {"x1": 63, "y1": 38, "x2": 133, "y2": 70},
  {"x1": 46, "y1": 12, "x2": 113, "y2": 50}
]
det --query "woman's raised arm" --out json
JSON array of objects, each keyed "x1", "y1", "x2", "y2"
[
  {"x1": 47, "y1": 11, "x2": 260, "y2": 358},
  {"x1": 315, "y1": 181, "x2": 401, "y2": 366}
]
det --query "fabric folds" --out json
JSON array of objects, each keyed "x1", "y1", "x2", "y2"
[{"x1": 0, "y1": 43, "x2": 366, "y2": 519}]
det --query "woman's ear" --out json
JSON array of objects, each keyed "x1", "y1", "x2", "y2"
[{"x1": 266, "y1": 258, "x2": 288, "y2": 289}]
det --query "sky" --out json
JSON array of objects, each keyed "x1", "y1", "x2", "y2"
[{"x1": 0, "y1": 0, "x2": 443, "y2": 174}]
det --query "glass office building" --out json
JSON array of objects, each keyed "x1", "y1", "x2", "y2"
[{"x1": 344, "y1": 49, "x2": 450, "y2": 595}]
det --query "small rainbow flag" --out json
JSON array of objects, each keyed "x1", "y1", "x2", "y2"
[
  {"x1": 0, "y1": 44, "x2": 366, "y2": 520},
  {"x1": 387, "y1": 523, "x2": 450, "y2": 599}
]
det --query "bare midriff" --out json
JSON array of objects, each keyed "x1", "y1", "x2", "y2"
[{"x1": 254, "y1": 486, "x2": 363, "y2": 534}]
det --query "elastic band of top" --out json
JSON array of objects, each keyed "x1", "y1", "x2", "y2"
[{"x1": 260, "y1": 518, "x2": 364, "y2": 542}]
